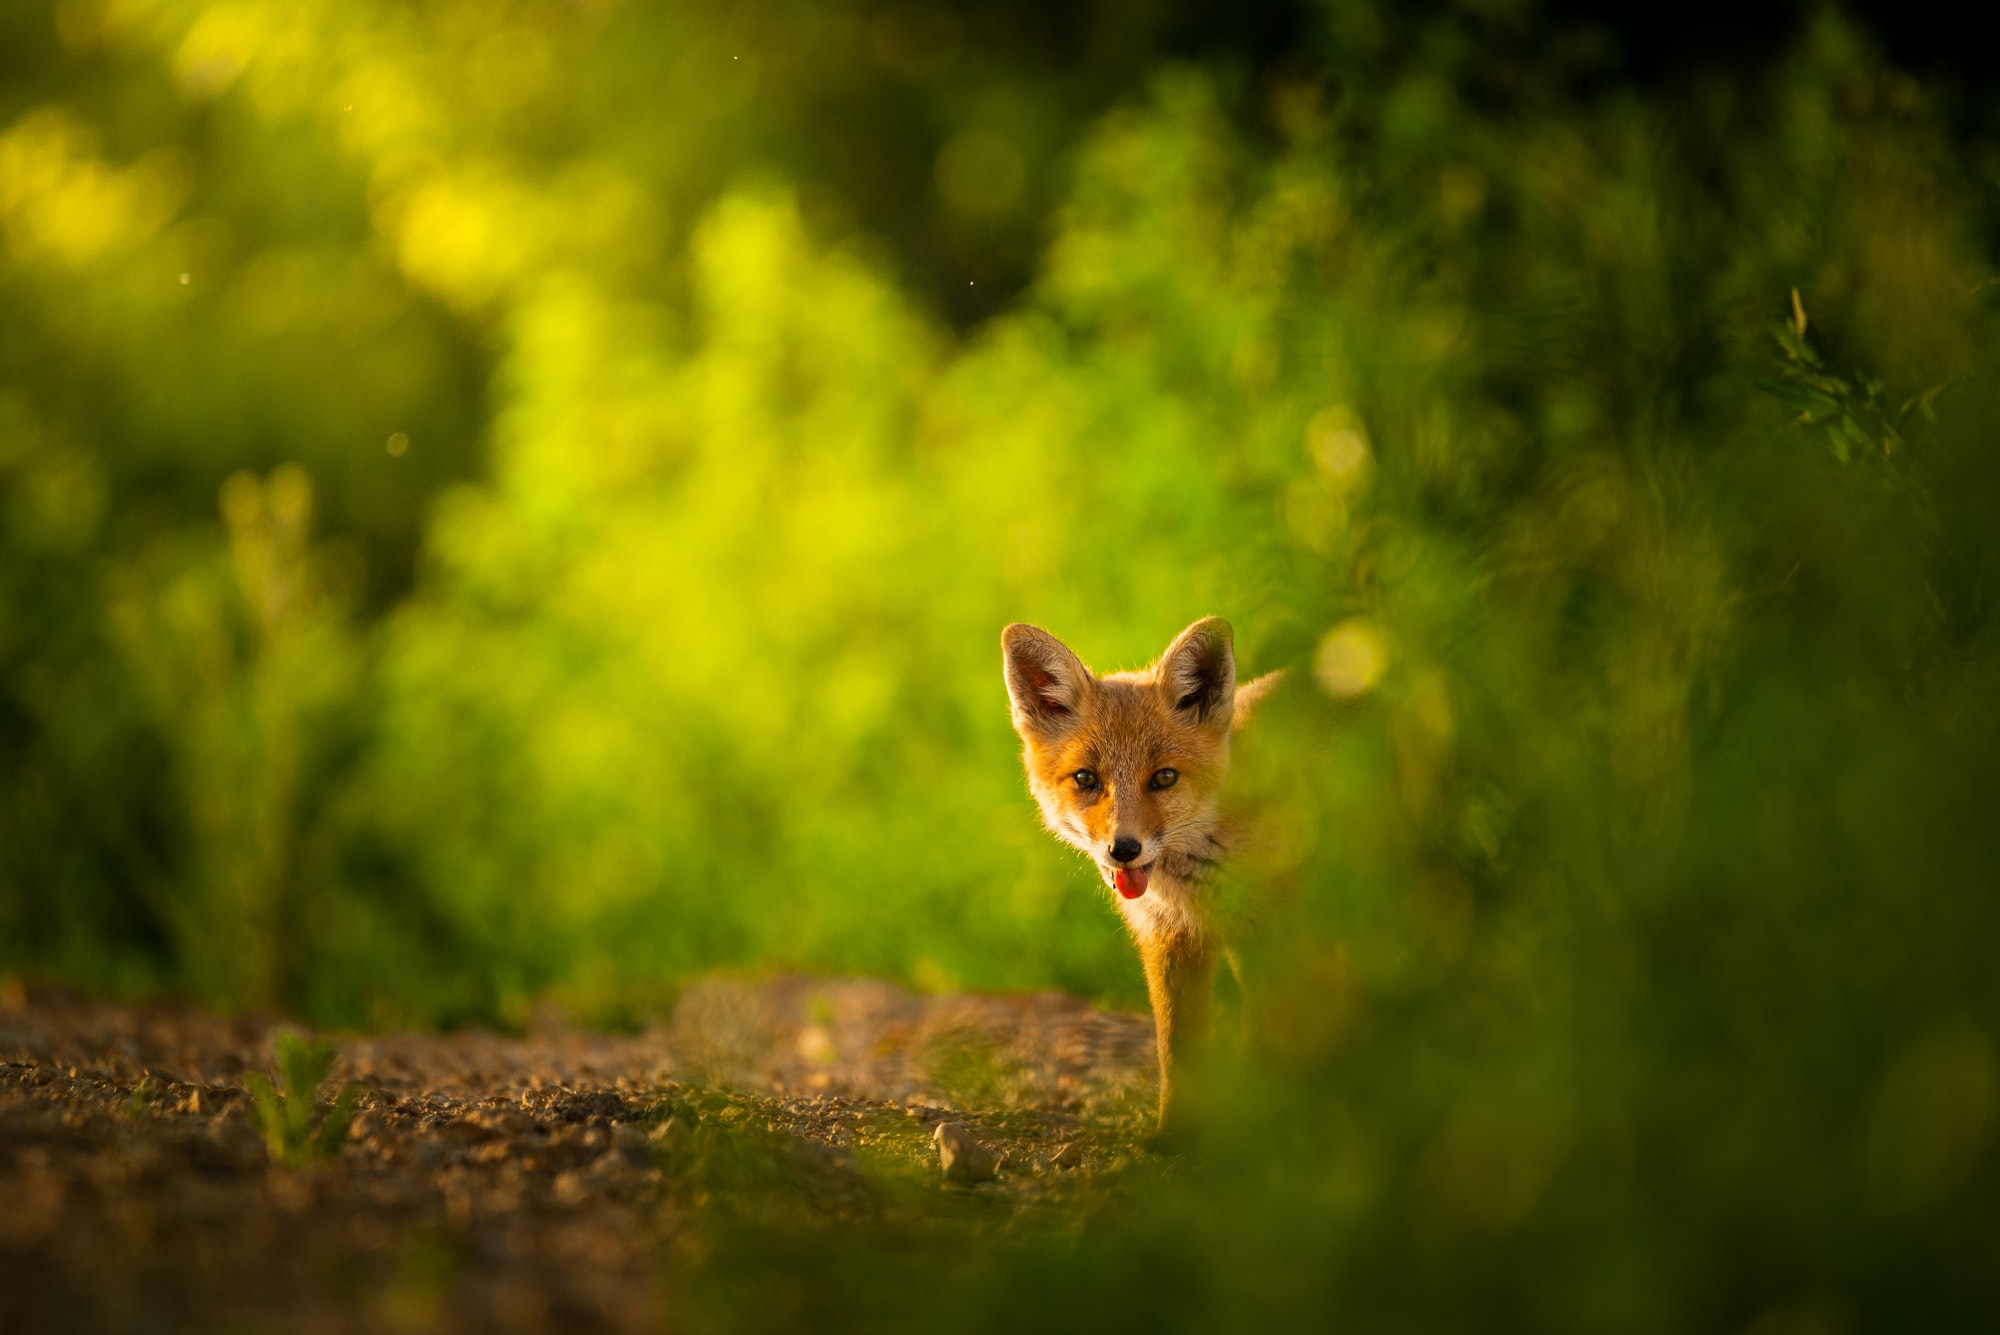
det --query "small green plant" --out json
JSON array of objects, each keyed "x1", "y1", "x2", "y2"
[
  {"x1": 245, "y1": 1029, "x2": 361, "y2": 1165},
  {"x1": 1758, "y1": 287, "x2": 1944, "y2": 469}
]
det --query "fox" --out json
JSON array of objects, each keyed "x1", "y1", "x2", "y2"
[{"x1": 1002, "y1": 616, "x2": 1285, "y2": 1133}]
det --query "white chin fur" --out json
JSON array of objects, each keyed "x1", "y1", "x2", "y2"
[{"x1": 1115, "y1": 870, "x2": 1209, "y2": 944}]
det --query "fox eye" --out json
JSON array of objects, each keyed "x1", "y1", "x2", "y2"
[
  {"x1": 1072, "y1": 769, "x2": 1101, "y2": 791},
  {"x1": 1149, "y1": 768, "x2": 1179, "y2": 790}
]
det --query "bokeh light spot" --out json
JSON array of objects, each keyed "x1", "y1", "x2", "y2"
[
  {"x1": 1308, "y1": 406, "x2": 1373, "y2": 489},
  {"x1": 1314, "y1": 618, "x2": 1389, "y2": 699}
]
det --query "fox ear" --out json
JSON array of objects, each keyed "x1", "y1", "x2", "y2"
[
  {"x1": 1003, "y1": 624, "x2": 1092, "y2": 737},
  {"x1": 1159, "y1": 616, "x2": 1235, "y2": 728}
]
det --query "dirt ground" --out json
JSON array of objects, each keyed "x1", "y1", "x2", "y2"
[{"x1": 0, "y1": 976, "x2": 1160, "y2": 1334}]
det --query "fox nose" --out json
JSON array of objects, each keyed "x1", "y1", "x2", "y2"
[{"x1": 1110, "y1": 836, "x2": 1143, "y2": 864}]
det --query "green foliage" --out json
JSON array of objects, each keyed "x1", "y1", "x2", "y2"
[
  {"x1": 1762, "y1": 291, "x2": 1932, "y2": 467},
  {"x1": 244, "y1": 1029, "x2": 359, "y2": 1166},
  {"x1": 0, "y1": 0, "x2": 1329, "y2": 1025}
]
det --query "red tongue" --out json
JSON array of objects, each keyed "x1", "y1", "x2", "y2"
[{"x1": 1115, "y1": 866, "x2": 1149, "y2": 899}]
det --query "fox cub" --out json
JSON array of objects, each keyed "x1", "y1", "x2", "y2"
[{"x1": 1002, "y1": 616, "x2": 1283, "y2": 1131}]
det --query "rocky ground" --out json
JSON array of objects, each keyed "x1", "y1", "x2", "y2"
[{"x1": 0, "y1": 976, "x2": 1161, "y2": 1334}]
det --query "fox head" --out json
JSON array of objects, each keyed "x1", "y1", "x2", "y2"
[{"x1": 1002, "y1": 617, "x2": 1237, "y2": 900}]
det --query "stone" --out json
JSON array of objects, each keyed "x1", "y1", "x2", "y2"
[{"x1": 932, "y1": 1121, "x2": 1001, "y2": 1183}]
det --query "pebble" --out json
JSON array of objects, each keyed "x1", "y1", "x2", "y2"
[{"x1": 932, "y1": 1121, "x2": 1001, "y2": 1183}]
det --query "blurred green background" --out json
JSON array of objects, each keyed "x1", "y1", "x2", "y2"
[{"x1": 6, "y1": 0, "x2": 2000, "y2": 1326}]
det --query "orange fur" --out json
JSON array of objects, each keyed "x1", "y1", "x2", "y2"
[{"x1": 1001, "y1": 617, "x2": 1284, "y2": 1130}]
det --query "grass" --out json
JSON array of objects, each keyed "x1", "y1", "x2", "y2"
[{"x1": 244, "y1": 1029, "x2": 361, "y2": 1166}]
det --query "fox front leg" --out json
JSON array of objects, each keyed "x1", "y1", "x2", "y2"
[{"x1": 1139, "y1": 932, "x2": 1213, "y2": 1135}]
